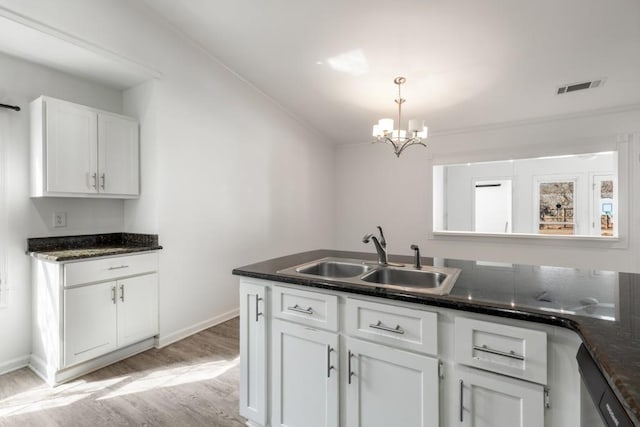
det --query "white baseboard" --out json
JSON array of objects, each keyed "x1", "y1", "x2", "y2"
[
  {"x1": 0, "y1": 354, "x2": 30, "y2": 376},
  {"x1": 29, "y1": 338, "x2": 155, "y2": 386},
  {"x1": 156, "y1": 308, "x2": 239, "y2": 348}
]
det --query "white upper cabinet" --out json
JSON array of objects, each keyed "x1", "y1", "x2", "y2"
[
  {"x1": 42, "y1": 98, "x2": 98, "y2": 194},
  {"x1": 30, "y1": 96, "x2": 140, "y2": 198},
  {"x1": 98, "y1": 113, "x2": 139, "y2": 196}
]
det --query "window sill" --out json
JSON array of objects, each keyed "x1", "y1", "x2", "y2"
[{"x1": 433, "y1": 231, "x2": 627, "y2": 248}]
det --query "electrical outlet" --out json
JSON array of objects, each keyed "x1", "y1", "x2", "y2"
[{"x1": 53, "y1": 212, "x2": 67, "y2": 228}]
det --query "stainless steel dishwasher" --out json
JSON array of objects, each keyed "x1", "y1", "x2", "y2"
[{"x1": 577, "y1": 344, "x2": 634, "y2": 427}]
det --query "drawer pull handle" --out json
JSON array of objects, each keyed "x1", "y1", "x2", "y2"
[
  {"x1": 348, "y1": 350, "x2": 355, "y2": 385},
  {"x1": 287, "y1": 304, "x2": 314, "y2": 315},
  {"x1": 119, "y1": 284, "x2": 125, "y2": 302},
  {"x1": 459, "y1": 379, "x2": 464, "y2": 422},
  {"x1": 369, "y1": 320, "x2": 405, "y2": 335},
  {"x1": 255, "y1": 294, "x2": 263, "y2": 322},
  {"x1": 327, "y1": 345, "x2": 335, "y2": 378},
  {"x1": 473, "y1": 344, "x2": 524, "y2": 361},
  {"x1": 108, "y1": 265, "x2": 129, "y2": 270},
  {"x1": 111, "y1": 285, "x2": 116, "y2": 304}
]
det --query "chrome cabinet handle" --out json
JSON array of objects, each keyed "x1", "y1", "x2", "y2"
[
  {"x1": 111, "y1": 286, "x2": 116, "y2": 304},
  {"x1": 369, "y1": 320, "x2": 405, "y2": 335},
  {"x1": 327, "y1": 345, "x2": 335, "y2": 378},
  {"x1": 100, "y1": 173, "x2": 106, "y2": 190},
  {"x1": 459, "y1": 379, "x2": 464, "y2": 422},
  {"x1": 287, "y1": 304, "x2": 314, "y2": 315},
  {"x1": 119, "y1": 284, "x2": 125, "y2": 302},
  {"x1": 108, "y1": 265, "x2": 129, "y2": 270},
  {"x1": 91, "y1": 172, "x2": 97, "y2": 189},
  {"x1": 255, "y1": 294, "x2": 263, "y2": 322},
  {"x1": 473, "y1": 344, "x2": 524, "y2": 361},
  {"x1": 348, "y1": 350, "x2": 355, "y2": 385}
]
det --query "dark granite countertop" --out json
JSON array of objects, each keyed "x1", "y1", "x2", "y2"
[
  {"x1": 232, "y1": 249, "x2": 640, "y2": 426},
  {"x1": 27, "y1": 233, "x2": 162, "y2": 262}
]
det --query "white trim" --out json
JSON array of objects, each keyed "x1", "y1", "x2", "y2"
[
  {"x1": 156, "y1": 308, "x2": 239, "y2": 348},
  {"x1": 0, "y1": 354, "x2": 30, "y2": 376},
  {"x1": 0, "y1": 111, "x2": 8, "y2": 308},
  {"x1": 433, "y1": 230, "x2": 620, "y2": 242}
]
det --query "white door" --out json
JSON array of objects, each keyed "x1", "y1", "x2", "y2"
[
  {"x1": 456, "y1": 365, "x2": 544, "y2": 427},
  {"x1": 98, "y1": 113, "x2": 139, "y2": 196},
  {"x1": 116, "y1": 273, "x2": 158, "y2": 348},
  {"x1": 64, "y1": 282, "x2": 117, "y2": 367},
  {"x1": 272, "y1": 319, "x2": 339, "y2": 427},
  {"x1": 346, "y1": 337, "x2": 439, "y2": 427},
  {"x1": 474, "y1": 180, "x2": 512, "y2": 233},
  {"x1": 45, "y1": 98, "x2": 98, "y2": 194},
  {"x1": 239, "y1": 281, "x2": 267, "y2": 425}
]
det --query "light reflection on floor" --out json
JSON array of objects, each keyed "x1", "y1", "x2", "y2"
[{"x1": 0, "y1": 357, "x2": 239, "y2": 419}]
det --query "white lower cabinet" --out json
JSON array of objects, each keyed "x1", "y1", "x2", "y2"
[
  {"x1": 64, "y1": 281, "x2": 118, "y2": 367},
  {"x1": 30, "y1": 252, "x2": 159, "y2": 385},
  {"x1": 346, "y1": 337, "x2": 439, "y2": 427},
  {"x1": 272, "y1": 319, "x2": 339, "y2": 427},
  {"x1": 63, "y1": 273, "x2": 158, "y2": 367},
  {"x1": 238, "y1": 278, "x2": 556, "y2": 427},
  {"x1": 455, "y1": 365, "x2": 545, "y2": 427},
  {"x1": 239, "y1": 281, "x2": 268, "y2": 426},
  {"x1": 116, "y1": 273, "x2": 159, "y2": 348}
]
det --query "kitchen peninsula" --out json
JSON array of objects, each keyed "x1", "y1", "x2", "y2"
[{"x1": 233, "y1": 249, "x2": 640, "y2": 427}]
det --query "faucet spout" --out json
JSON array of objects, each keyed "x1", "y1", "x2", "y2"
[{"x1": 362, "y1": 228, "x2": 389, "y2": 265}]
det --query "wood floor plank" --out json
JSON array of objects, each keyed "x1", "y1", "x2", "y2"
[{"x1": 0, "y1": 317, "x2": 245, "y2": 427}]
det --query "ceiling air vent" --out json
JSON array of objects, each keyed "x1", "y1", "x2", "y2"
[{"x1": 556, "y1": 79, "x2": 605, "y2": 95}]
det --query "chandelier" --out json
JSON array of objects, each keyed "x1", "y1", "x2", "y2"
[{"x1": 372, "y1": 77, "x2": 428, "y2": 157}]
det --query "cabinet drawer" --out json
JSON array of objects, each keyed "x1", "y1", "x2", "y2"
[
  {"x1": 345, "y1": 298, "x2": 438, "y2": 355},
  {"x1": 272, "y1": 286, "x2": 338, "y2": 331},
  {"x1": 454, "y1": 317, "x2": 547, "y2": 385},
  {"x1": 64, "y1": 252, "x2": 159, "y2": 287}
]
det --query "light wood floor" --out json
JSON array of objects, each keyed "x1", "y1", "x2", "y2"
[{"x1": 0, "y1": 317, "x2": 245, "y2": 427}]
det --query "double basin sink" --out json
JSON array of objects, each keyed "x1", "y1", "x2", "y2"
[{"x1": 277, "y1": 257, "x2": 461, "y2": 296}]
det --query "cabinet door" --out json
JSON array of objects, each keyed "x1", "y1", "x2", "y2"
[
  {"x1": 346, "y1": 337, "x2": 439, "y2": 427},
  {"x1": 98, "y1": 113, "x2": 139, "y2": 196},
  {"x1": 272, "y1": 319, "x2": 339, "y2": 427},
  {"x1": 64, "y1": 282, "x2": 117, "y2": 367},
  {"x1": 45, "y1": 98, "x2": 98, "y2": 194},
  {"x1": 240, "y1": 281, "x2": 267, "y2": 425},
  {"x1": 456, "y1": 365, "x2": 544, "y2": 427},
  {"x1": 116, "y1": 273, "x2": 158, "y2": 348}
]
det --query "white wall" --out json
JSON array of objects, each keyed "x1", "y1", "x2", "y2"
[
  {"x1": 335, "y1": 109, "x2": 640, "y2": 273},
  {"x1": 0, "y1": 0, "x2": 336, "y2": 353},
  {"x1": 0, "y1": 51, "x2": 125, "y2": 373}
]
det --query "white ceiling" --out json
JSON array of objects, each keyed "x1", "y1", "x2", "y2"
[{"x1": 143, "y1": 0, "x2": 640, "y2": 144}]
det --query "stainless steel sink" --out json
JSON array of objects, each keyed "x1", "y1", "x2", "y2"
[
  {"x1": 361, "y1": 267, "x2": 445, "y2": 288},
  {"x1": 295, "y1": 259, "x2": 371, "y2": 278},
  {"x1": 277, "y1": 257, "x2": 460, "y2": 296}
]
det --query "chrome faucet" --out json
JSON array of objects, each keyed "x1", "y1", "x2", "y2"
[{"x1": 363, "y1": 226, "x2": 389, "y2": 265}]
